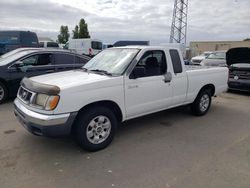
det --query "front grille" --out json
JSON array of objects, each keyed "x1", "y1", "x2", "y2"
[
  {"x1": 18, "y1": 87, "x2": 34, "y2": 103},
  {"x1": 229, "y1": 70, "x2": 250, "y2": 80}
]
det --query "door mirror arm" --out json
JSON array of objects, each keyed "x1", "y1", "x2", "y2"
[{"x1": 13, "y1": 61, "x2": 24, "y2": 69}]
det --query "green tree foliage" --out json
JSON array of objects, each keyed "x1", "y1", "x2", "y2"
[
  {"x1": 72, "y1": 25, "x2": 79, "y2": 39},
  {"x1": 72, "y1": 18, "x2": 90, "y2": 39},
  {"x1": 79, "y1": 19, "x2": 90, "y2": 38},
  {"x1": 57, "y1": 25, "x2": 70, "y2": 44}
]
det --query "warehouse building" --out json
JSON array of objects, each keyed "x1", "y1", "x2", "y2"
[{"x1": 189, "y1": 39, "x2": 250, "y2": 58}]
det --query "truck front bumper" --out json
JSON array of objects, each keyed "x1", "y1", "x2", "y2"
[
  {"x1": 14, "y1": 99, "x2": 77, "y2": 137},
  {"x1": 228, "y1": 79, "x2": 250, "y2": 92}
]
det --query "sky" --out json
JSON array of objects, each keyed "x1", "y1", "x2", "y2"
[{"x1": 0, "y1": 0, "x2": 250, "y2": 45}]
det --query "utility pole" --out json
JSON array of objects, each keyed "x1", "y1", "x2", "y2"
[{"x1": 169, "y1": 0, "x2": 188, "y2": 44}]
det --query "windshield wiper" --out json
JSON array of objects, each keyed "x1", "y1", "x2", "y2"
[
  {"x1": 89, "y1": 69, "x2": 113, "y2": 76},
  {"x1": 81, "y1": 67, "x2": 89, "y2": 72}
]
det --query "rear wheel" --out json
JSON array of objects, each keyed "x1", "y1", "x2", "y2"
[
  {"x1": 74, "y1": 106, "x2": 117, "y2": 151},
  {"x1": 191, "y1": 89, "x2": 212, "y2": 116},
  {"x1": 0, "y1": 82, "x2": 8, "y2": 104}
]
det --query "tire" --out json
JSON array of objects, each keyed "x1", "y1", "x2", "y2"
[
  {"x1": 191, "y1": 89, "x2": 212, "y2": 116},
  {"x1": 74, "y1": 106, "x2": 118, "y2": 151},
  {"x1": 0, "y1": 82, "x2": 8, "y2": 104}
]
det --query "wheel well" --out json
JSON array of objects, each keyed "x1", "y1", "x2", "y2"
[
  {"x1": 200, "y1": 84, "x2": 215, "y2": 96},
  {"x1": 77, "y1": 100, "x2": 123, "y2": 122},
  {"x1": 0, "y1": 78, "x2": 8, "y2": 93}
]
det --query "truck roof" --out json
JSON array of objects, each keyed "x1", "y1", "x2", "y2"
[{"x1": 115, "y1": 45, "x2": 180, "y2": 50}]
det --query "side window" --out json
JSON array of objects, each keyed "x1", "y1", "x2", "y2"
[
  {"x1": 169, "y1": 49, "x2": 183, "y2": 74},
  {"x1": 39, "y1": 42, "x2": 44, "y2": 47},
  {"x1": 76, "y1": 56, "x2": 88, "y2": 64},
  {"x1": 47, "y1": 42, "x2": 59, "y2": 48},
  {"x1": 91, "y1": 41, "x2": 103, "y2": 50},
  {"x1": 21, "y1": 53, "x2": 52, "y2": 66},
  {"x1": 134, "y1": 50, "x2": 167, "y2": 77},
  {"x1": 36, "y1": 54, "x2": 53, "y2": 66},
  {"x1": 21, "y1": 55, "x2": 38, "y2": 66},
  {"x1": 54, "y1": 53, "x2": 75, "y2": 65}
]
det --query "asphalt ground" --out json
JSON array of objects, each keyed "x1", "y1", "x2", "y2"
[{"x1": 0, "y1": 91, "x2": 250, "y2": 188}]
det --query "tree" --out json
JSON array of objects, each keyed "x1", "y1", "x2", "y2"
[
  {"x1": 78, "y1": 18, "x2": 90, "y2": 38},
  {"x1": 57, "y1": 25, "x2": 70, "y2": 44},
  {"x1": 72, "y1": 18, "x2": 90, "y2": 39},
  {"x1": 72, "y1": 25, "x2": 79, "y2": 39}
]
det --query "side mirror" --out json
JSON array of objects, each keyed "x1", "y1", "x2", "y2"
[
  {"x1": 13, "y1": 61, "x2": 28, "y2": 72},
  {"x1": 164, "y1": 72, "x2": 172, "y2": 83},
  {"x1": 14, "y1": 61, "x2": 24, "y2": 68},
  {"x1": 130, "y1": 67, "x2": 146, "y2": 79}
]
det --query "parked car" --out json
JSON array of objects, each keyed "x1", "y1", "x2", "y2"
[
  {"x1": 65, "y1": 39, "x2": 103, "y2": 56},
  {"x1": 200, "y1": 51, "x2": 227, "y2": 67},
  {"x1": 0, "y1": 48, "x2": 91, "y2": 103},
  {"x1": 191, "y1": 51, "x2": 213, "y2": 65},
  {"x1": 227, "y1": 47, "x2": 250, "y2": 92},
  {"x1": 14, "y1": 46, "x2": 228, "y2": 151},
  {"x1": 39, "y1": 41, "x2": 59, "y2": 48},
  {"x1": 0, "y1": 31, "x2": 39, "y2": 55}
]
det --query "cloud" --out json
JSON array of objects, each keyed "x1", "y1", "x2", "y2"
[{"x1": 0, "y1": 0, "x2": 249, "y2": 45}]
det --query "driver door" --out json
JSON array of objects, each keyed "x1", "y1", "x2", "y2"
[{"x1": 124, "y1": 50, "x2": 173, "y2": 119}]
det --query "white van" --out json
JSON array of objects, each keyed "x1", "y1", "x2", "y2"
[{"x1": 66, "y1": 39, "x2": 103, "y2": 56}]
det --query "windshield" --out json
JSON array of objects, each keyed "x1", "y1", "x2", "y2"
[
  {"x1": 207, "y1": 52, "x2": 226, "y2": 60},
  {"x1": 83, "y1": 48, "x2": 139, "y2": 75},
  {"x1": 0, "y1": 50, "x2": 32, "y2": 66}
]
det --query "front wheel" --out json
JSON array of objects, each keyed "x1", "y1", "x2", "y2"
[
  {"x1": 0, "y1": 82, "x2": 8, "y2": 104},
  {"x1": 191, "y1": 89, "x2": 212, "y2": 116},
  {"x1": 74, "y1": 106, "x2": 118, "y2": 151}
]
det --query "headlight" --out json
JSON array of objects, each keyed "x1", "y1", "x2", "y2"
[{"x1": 34, "y1": 93, "x2": 60, "y2": 110}]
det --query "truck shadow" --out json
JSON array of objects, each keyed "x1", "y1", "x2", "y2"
[
  {"x1": 16, "y1": 96, "x2": 236, "y2": 157},
  {"x1": 227, "y1": 89, "x2": 250, "y2": 96},
  {"x1": 18, "y1": 106, "x2": 192, "y2": 154}
]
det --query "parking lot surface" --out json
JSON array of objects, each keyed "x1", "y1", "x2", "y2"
[{"x1": 0, "y1": 92, "x2": 250, "y2": 188}]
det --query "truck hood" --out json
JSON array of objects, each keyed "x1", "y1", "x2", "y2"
[
  {"x1": 30, "y1": 70, "x2": 119, "y2": 90},
  {"x1": 226, "y1": 47, "x2": 250, "y2": 66}
]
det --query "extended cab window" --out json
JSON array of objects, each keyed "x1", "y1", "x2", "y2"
[
  {"x1": 134, "y1": 50, "x2": 167, "y2": 77},
  {"x1": 169, "y1": 49, "x2": 183, "y2": 74}
]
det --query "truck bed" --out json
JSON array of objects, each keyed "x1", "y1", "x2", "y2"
[
  {"x1": 184, "y1": 65, "x2": 228, "y2": 103},
  {"x1": 185, "y1": 65, "x2": 223, "y2": 71}
]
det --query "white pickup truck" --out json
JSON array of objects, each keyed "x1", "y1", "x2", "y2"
[{"x1": 14, "y1": 46, "x2": 228, "y2": 151}]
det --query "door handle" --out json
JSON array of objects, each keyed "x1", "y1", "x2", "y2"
[
  {"x1": 128, "y1": 85, "x2": 139, "y2": 89},
  {"x1": 163, "y1": 78, "x2": 171, "y2": 83}
]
